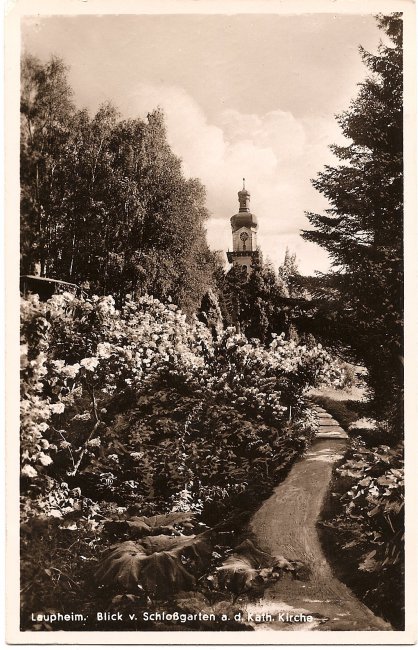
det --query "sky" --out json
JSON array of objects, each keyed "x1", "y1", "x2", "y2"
[{"x1": 22, "y1": 13, "x2": 383, "y2": 274}]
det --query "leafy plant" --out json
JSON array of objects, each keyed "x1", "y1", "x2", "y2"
[
  {"x1": 95, "y1": 533, "x2": 213, "y2": 595},
  {"x1": 319, "y1": 442, "x2": 404, "y2": 628},
  {"x1": 20, "y1": 291, "x2": 342, "y2": 495},
  {"x1": 210, "y1": 538, "x2": 306, "y2": 595}
]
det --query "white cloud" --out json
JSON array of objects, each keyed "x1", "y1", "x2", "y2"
[{"x1": 122, "y1": 83, "x2": 343, "y2": 275}]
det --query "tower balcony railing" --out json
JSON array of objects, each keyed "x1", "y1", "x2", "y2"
[{"x1": 227, "y1": 250, "x2": 259, "y2": 262}]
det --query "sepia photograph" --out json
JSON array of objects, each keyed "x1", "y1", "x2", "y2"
[{"x1": 5, "y1": 0, "x2": 416, "y2": 644}]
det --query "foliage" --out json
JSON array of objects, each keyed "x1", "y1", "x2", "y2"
[
  {"x1": 302, "y1": 14, "x2": 403, "y2": 434},
  {"x1": 210, "y1": 538, "x2": 306, "y2": 595},
  {"x1": 196, "y1": 287, "x2": 224, "y2": 339},
  {"x1": 102, "y1": 512, "x2": 198, "y2": 539},
  {"x1": 195, "y1": 328, "x2": 345, "y2": 422},
  {"x1": 20, "y1": 55, "x2": 75, "y2": 277},
  {"x1": 170, "y1": 592, "x2": 248, "y2": 631},
  {"x1": 310, "y1": 395, "x2": 366, "y2": 433},
  {"x1": 20, "y1": 290, "x2": 346, "y2": 629},
  {"x1": 20, "y1": 517, "x2": 105, "y2": 631},
  {"x1": 277, "y1": 247, "x2": 306, "y2": 298},
  {"x1": 220, "y1": 251, "x2": 319, "y2": 345},
  {"x1": 21, "y1": 55, "x2": 215, "y2": 314},
  {"x1": 20, "y1": 291, "x2": 343, "y2": 494},
  {"x1": 222, "y1": 259, "x2": 291, "y2": 343},
  {"x1": 95, "y1": 532, "x2": 213, "y2": 595},
  {"x1": 320, "y1": 442, "x2": 404, "y2": 629},
  {"x1": 20, "y1": 292, "x2": 210, "y2": 487}
]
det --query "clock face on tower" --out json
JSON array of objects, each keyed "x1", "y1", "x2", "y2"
[{"x1": 239, "y1": 231, "x2": 249, "y2": 251}]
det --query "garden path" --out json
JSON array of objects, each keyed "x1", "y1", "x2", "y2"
[{"x1": 245, "y1": 405, "x2": 392, "y2": 631}]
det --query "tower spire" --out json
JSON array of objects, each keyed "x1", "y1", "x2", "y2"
[{"x1": 238, "y1": 178, "x2": 250, "y2": 212}]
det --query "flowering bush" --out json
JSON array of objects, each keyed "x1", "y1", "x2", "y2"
[
  {"x1": 20, "y1": 293, "x2": 211, "y2": 483},
  {"x1": 20, "y1": 297, "x2": 56, "y2": 478},
  {"x1": 191, "y1": 329, "x2": 343, "y2": 426},
  {"x1": 84, "y1": 387, "x2": 308, "y2": 519},
  {"x1": 20, "y1": 289, "x2": 348, "y2": 545},
  {"x1": 20, "y1": 291, "x2": 350, "y2": 630}
]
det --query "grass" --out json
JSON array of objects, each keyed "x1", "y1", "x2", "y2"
[
  {"x1": 308, "y1": 382, "x2": 392, "y2": 446},
  {"x1": 308, "y1": 383, "x2": 368, "y2": 427}
]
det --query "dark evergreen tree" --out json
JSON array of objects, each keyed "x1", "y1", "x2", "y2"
[
  {"x1": 223, "y1": 260, "x2": 288, "y2": 343},
  {"x1": 302, "y1": 14, "x2": 403, "y2": 433}
]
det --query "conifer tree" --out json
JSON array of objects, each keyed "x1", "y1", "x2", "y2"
[
  {"x1": 223, "y1": 260, "x2": 288, "y2": 343},
  {"x1": 302, "y1": 14, "x2": 403, "y2": 431}
]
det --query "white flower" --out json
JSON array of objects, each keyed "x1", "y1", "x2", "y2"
[
  {"x1": 21, "y1": 464, "x2": 38, "y2": 478},
  {"x1": 80, "y1": 357, "x2": 100, "y2": 371},
  {"x1": 61, "y1": 363, "x2": 81, "y2": 379},
  {"x1": 60, "y1": 521, "x2": 77, "y2": 530},
  {"x1": 72, "y1": 412, "x2": 91, "y2": 422},
  {"x1": 50, "y1": 402, "x2": 65, "y2": 414},
  {"x1": 87, "y1": 438, "x2": 101, "y2": 448},
  {"x1": 96, "y1": 343, "x2": 112, "y2": 359},
  {"x1": 38, "y1": 453, "x2": 53, "y2": 466},
  {"x1": 51, "y1": 359, "x2": 66, "y2": 371}
]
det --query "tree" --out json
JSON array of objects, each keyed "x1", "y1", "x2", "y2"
[
  {"x1": 21, "y1": 55, "x2": 215, "y2": 315},
  {"x1": 222, "y1": 259, "x2": 288, "y2": 343},
  {"x1": 278, "y1": 247, "x2": 306, "y2": 298},
  {"x1": 302, "y1": 14, "x2": 403, "y2": 432},
  {"x1": 20, "y1": 55, "x2": 75, "y2": 275}
]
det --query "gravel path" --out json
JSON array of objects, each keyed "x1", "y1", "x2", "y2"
[{"x1": 245, "y1": 407, "x2": 392, "y2": 631}]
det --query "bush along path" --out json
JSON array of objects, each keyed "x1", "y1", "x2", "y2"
[
  {"x1": 243, "y1": 404, "x2": 392, "y2": 631},
  {"x1": 20, "y1": 293, "x2": 368, "y2": 632}
]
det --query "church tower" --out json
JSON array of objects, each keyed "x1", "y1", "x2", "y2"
[{"x1": 227, "y1": 179, "x2": 259, "y2": 272}]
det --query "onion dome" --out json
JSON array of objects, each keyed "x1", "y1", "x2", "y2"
[{"x1": 231, "y1": 178, "x2": 258, "y2": 231}]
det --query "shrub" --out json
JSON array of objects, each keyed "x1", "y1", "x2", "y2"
[
  {"x1": 320, "y1": 443, "x2": 404, "y2": 629},
  {"x1": 20, "y1": 292, "x2": 344, "y2": 492},
  {"x1": 20, "y1": 291, "x2": 347, "y2": 629}
]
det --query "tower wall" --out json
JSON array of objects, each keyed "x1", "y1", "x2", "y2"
[
  {"x1": 232, "y1": 226, "x2": 257, "y2": 252},
  {"x1": 232, "y1": 255, "x2": 254, "y2": 271}
]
